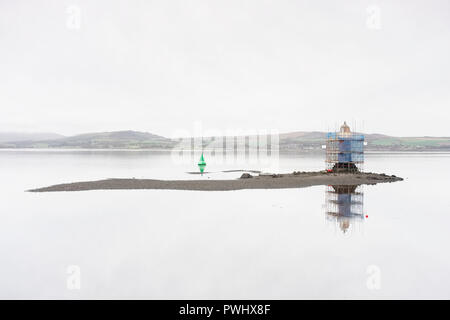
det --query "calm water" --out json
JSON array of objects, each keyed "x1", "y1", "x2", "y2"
[{"x1": 1, "y1": 150, "x2": 449, "y2": 299}]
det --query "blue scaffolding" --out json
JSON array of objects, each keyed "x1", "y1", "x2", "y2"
[{"x1": 326, "y1": 131, "x2": 364, "y2": 172}]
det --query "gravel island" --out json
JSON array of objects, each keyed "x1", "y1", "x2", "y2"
[{"x1": 28, "y1": 171, "x2": 403, "y2": 192}]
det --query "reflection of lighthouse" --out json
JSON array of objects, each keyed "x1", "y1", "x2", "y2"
[{"x1": 325, "y1": 185, "x2": 364, "y2": 234}]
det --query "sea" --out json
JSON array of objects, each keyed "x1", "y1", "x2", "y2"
[{"x1": 1, "y1": 150, "x2": 449, "y2": 299}]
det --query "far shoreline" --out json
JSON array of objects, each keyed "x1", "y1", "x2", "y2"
[{"x1": 1, "y1": 148, "x2": 450, "y2": 154}]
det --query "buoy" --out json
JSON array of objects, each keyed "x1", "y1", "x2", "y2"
[{"x1": 198, "y1": 153, "x2": 206, "y2": 173}]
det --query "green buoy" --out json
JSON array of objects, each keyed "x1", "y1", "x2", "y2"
[{"x1": 198, "y1": 153, "x2": 206, "y2": 174}]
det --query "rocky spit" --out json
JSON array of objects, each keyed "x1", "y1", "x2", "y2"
[{"x1": 28, "y1": 171, "x2": 403, "y2": 192}]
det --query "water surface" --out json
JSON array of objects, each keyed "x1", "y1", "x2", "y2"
[{"x1": 1, "y1": 150, "x2": 449, "y2": 299}]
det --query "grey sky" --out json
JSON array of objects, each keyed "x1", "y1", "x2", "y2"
[{"x1": 1, "y1": 0, "x2": 449, "y2": 137}]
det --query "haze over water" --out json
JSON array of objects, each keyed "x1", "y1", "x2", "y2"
[{"x1": 1, "y1": 150, "x2": 449, "y2": 299}]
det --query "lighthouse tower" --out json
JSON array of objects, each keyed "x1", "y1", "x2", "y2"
[{"x1": 325, "y1": 122, "x2": 364, "y2": 172}]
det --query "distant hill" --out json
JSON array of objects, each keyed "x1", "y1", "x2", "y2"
[
  {"x1": 0, "y1": 130, "x2": 449, "y2": 151},
  {"x1": 278, "y1": 131, "x2": 450, "y2": 151},
  {"x1": 0, "y1": 130, "x2": 175, "y2": 149}
]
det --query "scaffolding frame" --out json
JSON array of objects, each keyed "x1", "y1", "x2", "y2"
[{"x1": 325, "y1": 132, "x2": 365, "y2": 172}]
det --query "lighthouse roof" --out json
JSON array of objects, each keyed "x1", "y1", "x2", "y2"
[{"x1": 340, "y1": 121, "x2": 351, "y2": 134}]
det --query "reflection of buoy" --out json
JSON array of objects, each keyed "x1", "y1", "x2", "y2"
[{"x1": 198, "y1": 153, "x2": 206, "y2": 173}]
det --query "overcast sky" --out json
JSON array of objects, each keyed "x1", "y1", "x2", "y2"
[{"x1": 1, "y1": 0, "x2": 449, "y2": 137}]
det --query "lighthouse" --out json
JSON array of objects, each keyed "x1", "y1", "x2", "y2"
[{"x1": 325, "y1": 122, "x2": 364, "y2": 172}]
